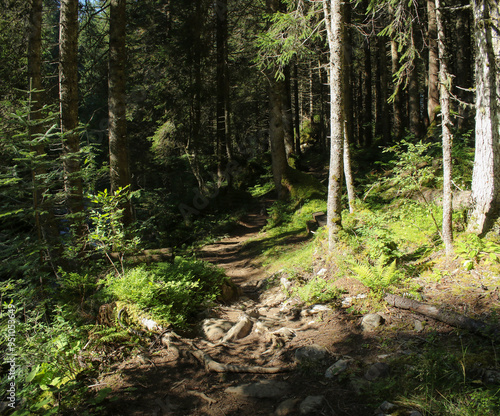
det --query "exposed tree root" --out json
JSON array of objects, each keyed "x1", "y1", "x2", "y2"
[
  {"x1": 190, "y1": 346, "x2": 290, "y2": 373},
  {"x1": 384, "y1": 293, "x2": 499, "y2": 339}
]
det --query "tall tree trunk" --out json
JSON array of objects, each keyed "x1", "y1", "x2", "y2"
[
  {"x1": 28, "y1": 0, "x2": 44, "y2": 244},
  {"x1": 362, "y1": 28, "x2": 373, "y2": 147},
  {"x1": 455, "y1": 1, "x2": 473, "y2": 130},
  {"x1": 435, "y1": 0, "x2": 453, "y2": 253},
  {"x1": 390, "y1": 37, "x2": 403, "y2": 140},
  {"x1": 190, "y1": 0, "x2": 205, "y2": 191},
  {"x1": 427, "y1": 0, "x2": 440, "y2": 126},
  {"x1": 266, "y1": 0, "x2": 288, "y2": 200},
  {"x1": 216, "y1": 0, "x2": 233, "y2": 184},
  {"x1": 408, "y1": 61, "x2": 421, "y2": 138},
  {"x1": 343, "y1": 1, "x2": 355, "y2": 212},
  {"x1": 109, "y1": 0, "x2": 132, "y2": 225},
  {"x1": 323, "y1": 0, "x2": 344, "y2": 248},
  {"x1": 376, "y1": 36, "x2": 390, "y2": 145},
  {"x1": 268, "y1": 77, "x2": 289, "y2": 200},
  {"x1": 59, "y1": 0, "x2": 83, "y2": 219},
  {"x1": 468, "y1": 0, "x2": 500, "y2": 235}
]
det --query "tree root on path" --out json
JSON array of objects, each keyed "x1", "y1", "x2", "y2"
[
  {"x1": 190, "y1": 347, "x2": 290, "y2": 373},
  {"x1": 161, "y1": 331, "x2": 291, "y2": 374},
  {"x1": 384, "y1": 293, "x2": 499, "y2": 339}
]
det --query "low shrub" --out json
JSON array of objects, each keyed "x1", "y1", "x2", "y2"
[{"x1": 103, "y1": 257, "x2": 228, "y2": 328}]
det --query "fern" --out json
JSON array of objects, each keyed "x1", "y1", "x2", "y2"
[{"x1": 350, "y1": 256, "x2": 402, "y2": 293}]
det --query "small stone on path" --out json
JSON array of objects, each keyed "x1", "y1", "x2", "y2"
[
  {"x1": 294, "y1": 344, "x2": 328, "y2": 363},
  {"x1": 275, "y1": 398, "x2": 299, "y2": 416},
  {"x1": 361, "y1": 313, "x2": 384, "y2": 331},
  {"x1": 325, "y1": 358, "x2": 350, "y2": 378},
  {"x1": 364, "y1": 362, "x2": 390, "y2": 381},
  {"x1": 299, "y1": 395, "x2": 325, "y2": 415}
]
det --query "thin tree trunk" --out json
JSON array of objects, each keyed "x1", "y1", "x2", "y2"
[
  {"x1": 59, "y1": 0, "x2": 83, "y2": 219},
  {"x1": 436, "y1": 0, "x2": 454, "y2": 254},
  {"x1": 293, "y1": 60, "x2": 301, "y2": 155},
  {"x1": 323, "y1": 0, "x2": 344, "y2": 248},
  {"x1": 109, "y1": 0, "x2": 132, "y2": 225},
  {"x1": 468, "y1": 0, "x2": 500, "y2": 235},
  {"x1": 427, "y1": 0, "x2": 440, "y2": 126},
  {"x1": 283, "y1": 65, "x2": 294, "y2": 158}
]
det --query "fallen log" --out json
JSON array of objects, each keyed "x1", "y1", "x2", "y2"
[{"x1": 384, "y1": 293, "x2": 499, "y2": 339}]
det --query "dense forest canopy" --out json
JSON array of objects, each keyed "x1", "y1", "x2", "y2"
[{"x1": 1, "y1": 0, "x2": 500, "y2": 414}]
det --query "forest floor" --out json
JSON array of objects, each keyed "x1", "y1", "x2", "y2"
[{"x1": 97, "y1": 207, "x2": 500, "y2": 416}]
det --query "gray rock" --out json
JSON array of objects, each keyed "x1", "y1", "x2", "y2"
[
  {"x1": 483, "y1": 369, "x2": 500, "y2": 384},
  {"x1": 350, "y1": 377, "x2": 370, "y2": 394},
  {"x1": 376, "y1": 401, "x2": 397, "y2": 413},
  {"x1": 409, "y1": 411, "x2": 423, "y2": 416},
  {"x1": 201, "y1": 318, "x2": 233, "y2": 341},
  {"x1": 225, "y1": 380, "x2": 290, "y2": 398},
  {"x1": 414, "y1": 320, "x2": 424, "y2": 332},
  {"x1": 361, "y1": 313, "x2": 384, "y2": 331},
  {"x1": 299, "y1": 395, "x2": 324, "y2": 415},
  {"x1": 275, "y1": 398, "x2": 299, "y2": 416},
  {"x1": 325, "y1": 359, "x2": 350, "y2": 378},
  {"x1": 294, "y1": 344, "x2": 328, "y2": 363},
  {"x1": 364, "y1": 362, "x2": 390, "y2": 381}
]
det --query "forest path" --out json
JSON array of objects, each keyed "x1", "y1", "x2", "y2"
[{"x1": 197, "y1": 211, "x2": 269, "y2": 284}]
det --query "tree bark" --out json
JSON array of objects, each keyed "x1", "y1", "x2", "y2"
[
  {"x1": 409, "y1": 60, "x2": 421, "y2": 138},
  {"x1": 28, "y1": 0, "x2": 44, "y2": 244},
  {"x1": 427, "y1": 0, "x2": 440, "y2": 126},
  {"x1": 436, "y1": 0, "x2": 454, "y2": 254},
  {"x1": 59, "y1": 0, "x2": 83, "y2": 218},
  {"x1": 454, "y1": 1, "x2": 473, "y2": 130},
  {"x1": 376, "y1": 36, "x2": 390, "y2": 145},
  {"x1": 293, "y1": 60, "x2": 301, "y2": 155},
  {"x1": 283, "y1": 65, "x2": 294, "y2": 158},
  {"x1": 468, "y1": 0, "x2": 500, "y2": 235},
  {"x1": 343, "y1": 1, "x2": 355, "y2": 213},
  {"x1": 216, "y1": 0, "x2": 230, "y2": 183},
  {"x1": 362, "y1": 14, "x2": 373, "y2": 147},
  {"x1": 390, "y1": 37, "x2": 403, "y2": 140},
  {"x1": 323, "y1": 0, "x2": 344, "y2": 248},
  {"x1": 109, "y1": 0, "x2": 132, "y2": 225},
  {"x1": 268, "y1": 76, "x2": 289, "y2": 200}
]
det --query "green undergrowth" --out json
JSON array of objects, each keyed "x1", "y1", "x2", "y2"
[
  {"x1": 362, "y1": 334, "x2": 500, "y2": 416},
  {"x1": 103, "y1": 258, "x2": 228, "y2": 328},
  {"x1": 0, "y1": 256, "x2": 227, "y2": 415}
]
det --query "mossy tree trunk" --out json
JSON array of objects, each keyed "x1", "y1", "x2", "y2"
[{"x1": 323, "y1": 0, "x2": 344, "y2": 249}]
